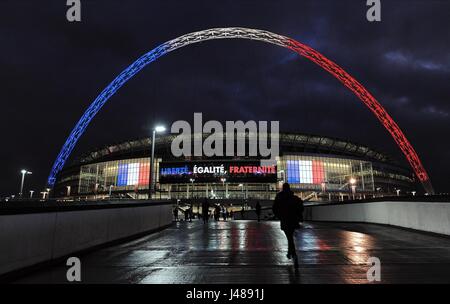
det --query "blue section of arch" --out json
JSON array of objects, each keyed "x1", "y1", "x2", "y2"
[{"x1": 47, "y1": 44, "x2": 170, "y2": 186}]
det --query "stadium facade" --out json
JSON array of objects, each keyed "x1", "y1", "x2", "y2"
[{"x1": 53, "y1": 132, "x2": 417, "y2": 201}]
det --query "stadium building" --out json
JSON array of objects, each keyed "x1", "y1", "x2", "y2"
[{"x1": 53, "y1": 132, "x2": 417, "y2": 201}]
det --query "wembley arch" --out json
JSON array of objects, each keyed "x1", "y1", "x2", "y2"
[{"x1": 47, "y1": 27, "x2": 434, "y2": 194}]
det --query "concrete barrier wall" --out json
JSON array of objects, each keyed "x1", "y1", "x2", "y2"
[
  {"x1": 0, "y1": 201, "x2": 173, "y2": 276},
  {"x1": 305, "y1": 201, "x2": 450, "y2": 235}
]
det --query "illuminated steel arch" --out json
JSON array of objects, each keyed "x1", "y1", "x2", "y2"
[{"x1": 47, "y1": 28, "x2": 434, "y2": 193}]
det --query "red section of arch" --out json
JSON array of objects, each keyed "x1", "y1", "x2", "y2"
[{"x1": 285, "y1": 39, "x2": 430, "y2": 189}]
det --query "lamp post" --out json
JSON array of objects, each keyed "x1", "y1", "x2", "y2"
[
  {"x1": 109, "y1": 185, "x2": 113, "y2": 197},
  {"x1": 19, "y1": 169, "x2": 32, "y2": 198},
  {"x1": 41, "y1": 188, "x2": 51, "y2": 200},
  {"x1": 149, "y1": 125, "x2": 166, "y2": 199},
  {"x1": 220, "y1": 178, "x2": 226, "y2": 199},
  {"x1": 94, "y1": 183, "x2": 99, "y2": 200},
  {"x1": 239, "y1": 183, "x2": 244, "y2": 199},
  {"x1": 349, "y1": 177, "x2": 356, "y2": 200},
  {"x1": 29, "y1": 190, "x2": 34, "y2": 199},
  {"x1": 190, "y1": 178, "x2": 195, "y2": 198}
]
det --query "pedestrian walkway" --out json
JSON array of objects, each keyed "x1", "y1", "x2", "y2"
[{"x1": 14, "y1": 220, "x2": 450, "y2": 283}]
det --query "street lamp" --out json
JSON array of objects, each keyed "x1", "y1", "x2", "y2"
[
  {"x1": 41, "y1": 188, "x2": 51, "y2": 200},
  {"x1": 220, "y1": 178, "x2": 226, "y2": 199},
  {"x1": 349, "y1": 177, "x2": 356, "y2": 200},
  {"x1": 149, "y1": 125, "x2": 166, "y2": 199},
  {"x1": 19, "y1": 169, "x2": 32, "y2": 198},
  {"x1": 189, "y1": 178, "x2": 195, "y2": 198},
  {"x1": 239, "y1": 183, "x2": 244, "y2": 199}
]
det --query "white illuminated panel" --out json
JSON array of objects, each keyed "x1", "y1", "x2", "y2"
[
  {"x1": 127, "y1": 163, "x2": 140, "y2": 186},
  {"x1": 299, "y1": 160, "x2": 313, "y2": 184}
]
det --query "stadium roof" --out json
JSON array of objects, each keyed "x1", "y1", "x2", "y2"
[{"x1": 70, "y1": 132, "x2": 400, "y2": 167}]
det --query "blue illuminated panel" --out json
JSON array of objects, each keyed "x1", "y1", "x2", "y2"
[
  {"x1": 287, "y1": 160, "x2": 300, "y2": 184},
  {"x1": 117, "y1": 163, "x2": 128, "y2": 186}
]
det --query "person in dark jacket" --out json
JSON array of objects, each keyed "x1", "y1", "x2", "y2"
[
  {"x1": 255, "y1": 201, "x2": 262, "y2": 222},
  {"x1": 222, "y1": 207, "x2": 227, "y2": 221},
  {"x1": 184, "y1": 207, "x2": 189, "y2": 222},
  {"x1": 173, "y1": 206, "x2": 179, "y2": 221},
  {"x1": 214, "y1": 205, "x2": 221, "y2": 221},
  {"x1": 273, "y1": 183, "x2": 304, "y2": 267},
  {"x1": 188, "y1": 205, "x2": 193, "y2": 222},
  {"x1": 202, "y1": 199, "x2": 209, "y2": 224}
]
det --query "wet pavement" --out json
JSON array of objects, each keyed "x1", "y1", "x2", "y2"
[{"x1": 13, "y1": 220, "x2": 450, "y2": 284}]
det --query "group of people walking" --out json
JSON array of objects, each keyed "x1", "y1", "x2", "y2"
[
  {"x1": 173, "y1": 205, "x2": 193, "y2": 222},
  {"x1": 173, "y1": 200, "x2": 235, "y2": 223},
  {"x1": 201, "y1": 199, "x2": 233, "y2": 223},
  {"x1": 173, "y1": 183, "x2": 304, "y2": 268}
]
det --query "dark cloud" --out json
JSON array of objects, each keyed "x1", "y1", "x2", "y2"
[{"x1": 0, "y1": 0, "x2": 449, "y2": 195}]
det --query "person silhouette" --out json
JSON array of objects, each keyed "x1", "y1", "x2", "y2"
[
  {"x1": 189, "y1": 205, "x2": 193, "y2": 222},
  {"x1": 255, "y1": 201, "x2": 262, "y2": 222},
  {"x1": 222, "y1": 206, "x2": 227, "y2": 221},
  {"x1": 273, "y1": 183, "x2": 304, "y2": 268},
  {"x1": 214, "y1": 205, "x2": 221, "y2": 221},
  {"x1": 201, "y1": 198, "x2": 209, "y2": 224},
  {"x1": 173, "y1": 206, "x2": 179, "y2": 221},
  {"x1": 184, "y1": 207, "x2": 189, "y2": 222}
]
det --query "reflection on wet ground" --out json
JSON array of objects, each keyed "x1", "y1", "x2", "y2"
[{"x1": 14, "y1": 220, "x2": 450, "y2": 283}]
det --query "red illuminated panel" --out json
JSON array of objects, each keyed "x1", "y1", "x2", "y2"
[
  {"x1": 312, "y1": 160, "x2": 325, "y2": 184},
  {"x1": 138, "y1": 162, "x2": 150, "y2": 186}
]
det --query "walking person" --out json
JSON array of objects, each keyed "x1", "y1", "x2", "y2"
[
  {"x1": 273, "y1": 183, "x2": 304, "y2": 268},
  {"x1": 188, "y1": 205, "x2": 193, "y2": 222},
  {"x1": 173, "y1": 206, "x2": 179, "y2": 221},
  {"x1": 222, "y1": 207, "x2": 227, "y2": 221},
  {"x1": 214, "y1": 205, "x2": 221, "y2": 221},
  {"x1": 255, "y1": 201, "x2": 262, "y2": 222},
  {"x1": 202, "y1": 199, "x2": 209, "y2": 224},
  {"x1": 184, "y1": 207, "x2": 189, "y2": 222}
]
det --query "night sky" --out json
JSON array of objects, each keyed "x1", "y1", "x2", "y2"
[{"x1": 1, "y1": 0, "x2": 449, "y2": 196}]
